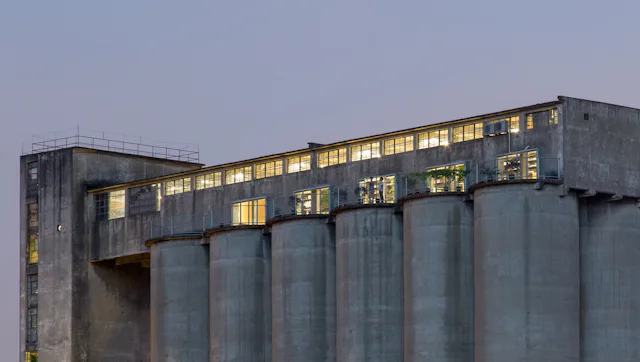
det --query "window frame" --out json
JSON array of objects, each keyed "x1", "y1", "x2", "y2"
[
  {"x1": 426, "y1": 162, "x2": 467, "y2": 193},
  {"x1": 196, "y1": 172, "x2": 222, "y2": 190},
  {"x1": 526, "y1": 113, "x2": 534, "y2": 130},
  {"x1": 286, "y1": 154, "x2": 311, "y2": 173},
  {"x1": 350, "y1": 141, "x2": 381, "y2": 162},
  {"x1": 164, "y1": 177, "x2": 192, "y2": 196},
  {"x1": 497, "y1": 149, "x2": 539, "y2": 181},
  {"x1": 108, "y1": 189, "x2": 126, "y2": 220},
  {"x1": 383, "y1": 135, "x2": 414, "y2": 155},
  {"x1": 255, "y1": 160, "x2": 283, "y2": 179},
  {"x1": 293, "y1": 186, "x2": 331, "y2": 215},
  {"x1": 358, "y1": 174, "x2": 396, "y2": 204},
  {"x1": 317, "y1": 148, "x2": 347, "y2": 168},
  {"x1": 232, "y1": 197, "x2": 267, "y2": 226},
  {"x1": 418, "y1": 129, "x2": 449, "y2": 149},
  {"x1": 549, "y1": 108, "x2": 559, "y2": 125},
  {"x1": 225, "y1": 166, "x2": 253, "y2": 185}
]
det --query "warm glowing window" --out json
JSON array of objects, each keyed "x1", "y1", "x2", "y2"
[
  {"x1": 232, "y1": 198, "x2": 267, "y2": 226},
  {"x1": 294, "y1": 187, "x2": 330, "y2": 215},
  {"x1": 452, "y1": 123, "x2": 482, "y2": 143},
  {"x1": 507, "y1": 116, "x2": 520, "y2": 133},
  {"x1": 226, "y1": 166, "x2": 252, "y2": 184},
  {"x1": 549, "y1": 108, "x2": 559, "y2": 125},
  {"x1": 108, "y1": 190, "x2": 126, "y2": 219},
  {"x1": 196, "y1": 172, "x2": 222, "y2": 190},
  {"x1": 287, "y1": 155, "x2": 311, "y2": 173},
  {"x1": 28, "y1": 204, "x2": 38, "y2": 230},
  {"x1": 27, "y1": 234, "x2": 39, "y2": 264},
  {"x1": 165, "y1": 177, "x2": 192, "y2": 195},
  {"x1": 25, "y1": 351, "x2": 38, "y2": 362},
  {"x1": 384, "y1": 135, "x2": 414, "y2": 155},
  {"x1": 255, "y1": 160, "x2": 283, "y2": 179},
  {"x1": 427, "y1": 163, "x2": 467, "y2": 192},
  {"x1": 358, "y1": 175, "x2": 396, "y2": 204},
  {"x1": 418, "y1": 129, "x2": 449, "y2": 149},
  {"x1": 351, "y1": 142, "x2": 380, "y2": 162},
  {"x1": 497, "y1": 150, "x2": 538, "y2": 181},
  {"x1": 317, "y1": 149, "x2": 347, "y2": 168},
  {"x1": 526, "y1": 114, "x2": 534, "y2": 129}
]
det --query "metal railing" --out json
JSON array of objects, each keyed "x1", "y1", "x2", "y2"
[
  {"x1": 26, "y1": 128, "x2": 199, "y2": 162},
  {"x1": 470, "y1": 157, "x2": 560, "y2": 184}
]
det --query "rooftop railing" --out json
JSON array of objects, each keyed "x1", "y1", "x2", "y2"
[{"x1": 26, "y1": 128, "x2": 200, "y2": 163}]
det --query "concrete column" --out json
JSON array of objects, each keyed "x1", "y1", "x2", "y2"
[
  {"x1": 271, "y1": 217, "x2": 336, "y2": 362},
  {"x1": 335, "y1": 206, "x2": 403, "y2": 362},
  {"x1": 209, "y1": 227, "x2": 271, "y2": 362},
  {"x1": 150, "y1": 238, "x2": 210, "y2": 362},
  {"x1": 473, "y1": 183, "x2": 580, "y2": 362},
  {"x1": 403, "y1": 195, "x2": 474, "y2": 362}
]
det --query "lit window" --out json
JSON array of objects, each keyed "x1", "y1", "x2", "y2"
[
  {"x1": 384, "y1": 135, "x2": 414, "y2": 155},
  {"x1": 255, "y1": 160, "x2": 283, "y2": 179},
  {"x1": 25, "y1": 352, "x2": 38, "y2": 362},
  {"x1": 426, "y1": 163, "x2": 467, "y2": 192},
  {"x1": 549, "y1": 108, "x2": 559, "y2": 125},
  {"x1": 293, "y1": 187, "x2": 330, "y2": 215},
  {"x1": 232, "y1": 198, "x2": 267, "y2": 226},
  {"x1": 508, "y1": 116, "x2": 520, "y2": 133},
  {"x1": 108, "y1": 190, "x2": 126, "y2": 219},
  {"x1": 196, "y1": 172, "x2": 222, "y2": 190},
  {"x1": 418, "y1": 129, "x2": 449, "y2": 149},
  {"x1": 358, "y1": 175, "x2": 396, "y2": 204},
  {"x1": 452, "y1": 123, "x2": 483, "y2": 143},
  {"x1": 526, "y1": 114, "x2": 534, "y2": 130},
  {"x1": 287, "y1": 155, "x2": 311, "y2": 173},
  {"x1": 226, "y1": 166, "x2": 252, "y2": 185},
  {"x1": 27, "y1": 234, "x2": 39, "y2": 264},
  {"x1": 165, "y1": 177, "x2": 192, "y2": 195},
  {"x1": 317, "y1": 148, "x2": 347, "y2": 168},
  {"x1": 351, "y1": 142, "x2": 381, "y2": 162},
  {"x1": 128, "y1": 184, "x2": 162, "y2": 215},
  {"x1": 28, "y1": 204, "x2": 38, "y2": 230},
  {"x1": 497, "y1": 150, "x2": 538, "y2": 181}
]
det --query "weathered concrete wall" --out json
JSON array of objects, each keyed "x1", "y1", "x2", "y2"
[
  {"x1": 402, "y1": 195, "x2": 474, "y2": 362},
  {"x1": 270, "y1": 217, "x2": 336, "y2": 362},
  {"x1": 209, "y1": 228, "x2": 272, "y2": 362},
  {"x1": 563, "y1": 97, "x2": 640, "y2": 197},
  {"x1": 473, "y1": 183, "x2": 580, "y2": 362},
  {"x1": 335, "y1": 206, "x2": 404, "y2": 362},
  {"x1": 150, "y1": 239, "x2": 209, "y2": 362},
  {"x1": 87, "y1": 261, "x2": 151, "y2": 362},
  {"x1": 580, "y1": 197, "x2": 640, "y2": 362},
  {"x1": 91, "y1": 212, "x2": 156, "y2": 261}
]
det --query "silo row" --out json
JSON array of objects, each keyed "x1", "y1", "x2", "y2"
[{"x1": 146, "y1": 182, "x2": 640, "y2": 362}]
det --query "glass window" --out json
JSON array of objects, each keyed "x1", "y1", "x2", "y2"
[
  {"x1": 287, "y1": 155, "x2": 311, "y2": 173},
  {"x1": 165, "y1": 177, "x2": 192, "y2": 195},
  {"x1": 358, "y1": 175, "x2": 396, "y2": 204},
  {"x1": 108, "y1": 190, "x2": 126, "y2": 219},
  {"x1": 128, "y1": 184, "x2": 161, "y2": 215},
  {"x1": 427, "y1": 163, "x2": 467, "y2": 192},
  {"x1": 293, "y1": 187, "x2": 330, "y2": 215},
  {"x1": 452, "y1": 123, "x2": 482, "y2": 143},
  {"x1": 317, "y1": 148, "x2": 347, "y2": 168},
  {"x1": 232, "y1": 198, "x2": 267, "y2": 226},
  {"x1": 508, "y1": 116, "x2": 520, "y2": 133},
  {"x1": 28, "y1": 163, "x2": 38, "y2": 181},
  {"x1": 25, "y1": 352, "x2": 38, "y2": 362},
  {"x1": 28, "y1": 204, "x2": 38, "y2": 230},
  {"x1": 384, "y1": 135, "x2": 414, "y2": 155},
  {"x1": 226, "y1": 166, "x2": 252, "y2": 185},
  {"x1": 95, "y1": 193, "x2": 108, "y2": 220},
  {"x1": 526, "y1": 113, "x2": 534, "y2": 130},
  {"x1": 350, "y1": 142, "x2": 381, "y2": 162},
  {"x1": 196, "y1": 172, "x2": 222, "y2": 189},
  {"x1": 27, "y1": 307, "x2": 38, "y2": 345},
  {"x1": 27, "y1": 275, "x2": 38, "y2": 308},
  {"x1": 497, "y1": 150, "x2": 538, "y2": 181},
  {"x1": 549, "y1": 108, "x2": 559, "y2": 125},
  {"x1": 418, "y1": 129, "x2": 449, "y2": 149},
  {"x1": 255, "y1": 160, "x2": 283, "y2": 179},
  {"x1": 27, "y1": 234, "x2": 39, "y2": 264}
]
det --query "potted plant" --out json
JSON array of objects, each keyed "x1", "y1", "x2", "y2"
[
  {"x1": 479, "y1": 164, "x2": 498, "y2": 182},
  {"x1": 426, "y1": 169, "x2": 456, "y2": 192},
  {"x1": 354, "y1": 185, "x2": 367, "y2": 204},
  {"x1": 505, "y1": 158, "x2": 521, "y2": 180},
  {"x1": 454, "y1": 169, "x2": 471, "y2": 191}
]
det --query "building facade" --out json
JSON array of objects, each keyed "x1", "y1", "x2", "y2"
[{"x1": 19, "y1": 96, "x2": 640, "y2": 362}]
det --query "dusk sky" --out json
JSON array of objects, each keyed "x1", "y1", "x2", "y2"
[{"x1": 1, "y1": 0, "x2": 639, "y2": 356}]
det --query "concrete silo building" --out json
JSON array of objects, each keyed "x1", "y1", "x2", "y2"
[{"x1": 19, "y1": 96, "x2": 640, "y2": 362}]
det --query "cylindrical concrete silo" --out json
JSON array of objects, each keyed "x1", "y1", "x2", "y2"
[
  {"x1": 402, "y1": 194, "x2": 474, "y2": 362},
  {"x1": 208, "y1": 227, "x2": 271, "y2": 362},
  {"x1": 270, "y1": 216, "x2": 336, "y2": 362},
  {"x1": 580, "y1": 198, "x2": 640, "y2": 362},
  {"x1": 150, "y1": 238, "x2": 210, "y2": 362},
  {"x1": 473, "y1": 183, "x2": 580, "y2": 362},
  {"x1": 335, "y1": 205, "x2": 403, "y2": 362}
]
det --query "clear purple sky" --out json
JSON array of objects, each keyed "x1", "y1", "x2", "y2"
[{"x1": 1, "y1": 0, "x2": 639, "y2": 356}]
